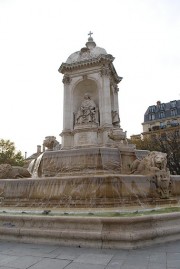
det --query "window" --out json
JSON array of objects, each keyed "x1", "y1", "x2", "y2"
[
  {"x1": 159, "y1": 111, "x2": 165, "y2": 118},
  {"x1": 149, "y1": 113, "x2": 155, "y2": 120},
  {"x1": 149, "y1": 106, "x2": 155, "y2": 113},
  {"x1": 160, "y1": 104, "x2": 165, "y2": 110},
  {"x1": 171, "y1": 109, "x2": 177, "y2": 117},
  {"x1": 170, "y1": 100, "x2": 177, "y2": 108}
]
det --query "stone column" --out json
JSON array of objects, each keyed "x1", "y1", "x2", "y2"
[
  {"x1": 61, "y1": 75, "x2": 73, "y2": 149},
  {"x1": 62, "y1": 75, "x2": 72, "y2": 131},
  {"x1": 100, "y1": 66, "x2": 112, "y2": 127}
]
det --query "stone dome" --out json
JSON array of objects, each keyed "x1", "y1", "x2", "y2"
[{"x1": 66, "y1": 36, "x2": 107, "y2": 64}]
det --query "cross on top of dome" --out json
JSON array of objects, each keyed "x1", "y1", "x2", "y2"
[
  {"x1": 87, "y1": 31, "x2": 94, "y2": 43},
  {"x1": 88, "y1": 31, "x2": 93, "y2": 38}
]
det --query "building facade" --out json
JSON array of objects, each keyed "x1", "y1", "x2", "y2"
[{"x1": 142, "y1": 100, "x2": 180, "y2": 138}]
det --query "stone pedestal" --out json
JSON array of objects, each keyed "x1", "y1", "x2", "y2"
[{"x1": 74, "y1": 123, "x2": 98, "y2": 147}]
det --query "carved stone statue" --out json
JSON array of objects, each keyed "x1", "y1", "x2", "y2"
[
  {"x1": 112, "y1": 110, "x2": 120, "y2": 127},
  {"x1": 43, "y1": 136, "x2": 60, "y2": 151},
  {"x1": 130, "y1": 151, "x2": 172, "y2": 199},
  {"x1": 152, "y1": 170, "x2": 172, "y2": 199},
  {"x1": 130, "y1": 151, "x2": 168, "y2": 175},
  {"x1": 0, "y1": 164, "x2": 31, "y2": 179},
  {"x1": 76, "y1": 93, "x2": 98, "y2": 124}
]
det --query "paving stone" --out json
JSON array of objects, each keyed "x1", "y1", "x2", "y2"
[
  {"x1": 74, "y1": 253, "x2": 113, "y2": 266},
  {"x1": 1, "y1": 240, "x2": 180, "y2": 269},
  {"x1": 165, "y1": 241, "x2": 180, "y2": 252},
  {"x1": 120, "y1": 264, "x2": 148, "y2": 269},
  {"x1": 0, "y1": 267, "x2": 19, "y2": 269},
  {"x1": 111, "y1": 250, "x2": 129, "y2": 260},
  {"x1": 55, "y1": 246, "x2": 85, "y2": 260},
  {"x1": 167, "y1": 252, "x2": 180, "y2": 268},
  {"x1": 3, "y1": 255, "x2": 42, "y2": 269},
  {"x1": 167, "y1": 252, "x2": 180, "y2": 260},
  {"x1": 0, "y1": 254, "x2": 19, "y2": 266},
  {"x1": 106, "y1": 259, "x2": 125, "y2": 268},
  {"x1": 1, "y1": 244, "x2": 59, "y2": 258},
  {"x1": 149, "y1": 253, "x2": 166, "y2": 263},
  {"x1": 148, "y1": 263, "x2": 166, "y2": 269},
  {"x1": 29, "y1": 257, "x2": 71, "y2": 269},
  {"x1": 167, "y1": 259, "x2": 180, "y2": 268},
  {"x1": 65, "y1": 262, "x2": 105, "y2": 269},
  {"x1": 167, "y1": 267, "x2": 180, "y2": 269},
  {"x1": 121, "y1": 257, "x2": 149, "y2": 268}
]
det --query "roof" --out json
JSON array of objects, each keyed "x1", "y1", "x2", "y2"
[
  {"x1": 143, "y1": 100, "x2": 180, "y2": 123},
  {"x1": 66, "y1": 36, "x2": 107, "y2": 64}
]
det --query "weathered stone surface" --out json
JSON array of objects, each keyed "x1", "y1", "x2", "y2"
[
  {"x1": 1, "y1": 212, "x2": 180, "y2": 249},
  {"x1": 0, "y1": 164, "x2": 31, "y2": 179},
  {"x1": 59, "y1": 35, "x2": 125, "y2": 149},
  {"x1": 130, "y1": 151, "x2": 168, "y2": 175},
  {"x1": 0, "y1": 175, "x2": 178, "y2": 208},
  {"x1": 43, "y1": 136, "x2": 60, "y2": 151}
]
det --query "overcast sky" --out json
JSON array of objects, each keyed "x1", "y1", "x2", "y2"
[{"x1": 0, "y1": 0, "x2": 180, "y2": 157}]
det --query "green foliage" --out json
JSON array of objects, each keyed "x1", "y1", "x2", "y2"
[
  {"x1": 130, "y1": 137, "x2": 161, "y2": 152},
  {"x1": 0, "y1": 139, "x2": 25, "y2": 166},
  {"x1": 130, "y1": 131, "x2": 180, "y2": 175}
]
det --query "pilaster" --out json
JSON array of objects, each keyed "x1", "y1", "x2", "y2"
[{"x1": 100, "y1": 66, "x2": 113, "y2": 127}]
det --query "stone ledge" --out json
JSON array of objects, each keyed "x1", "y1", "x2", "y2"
[{"x1": 0, "y1": 212, "x2": 180, "y2": 249}]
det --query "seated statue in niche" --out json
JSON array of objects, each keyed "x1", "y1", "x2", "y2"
[{"x1": 76, "y1": 93, "x2": 98, "y2": 125}]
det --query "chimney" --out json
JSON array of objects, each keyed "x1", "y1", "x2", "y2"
[
  {"x1": 157, "y1": 101, "x2": 161, "y2": 105},
  {"x1": 37, "y1": 145, "x2": 41, "y2": 154}
]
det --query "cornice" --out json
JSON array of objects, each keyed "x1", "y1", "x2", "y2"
[
  {"x1": 59, "y1": 54, "x2": 114, "y2": 74},
  {"x1": 59, "y1": 56, "x2": 122, "y2": 84}
]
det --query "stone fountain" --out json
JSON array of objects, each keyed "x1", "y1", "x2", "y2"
[{"x1": 0, "y1": 34, "x2": 180, "y2": 248}]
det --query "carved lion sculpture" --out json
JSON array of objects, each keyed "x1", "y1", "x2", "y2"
[
  {"x1": 0, "y1": 164, "x2": 31, "y2": 179},
  {"x1": 130, "y1": 151, "x2": 167, "y2": 175},
  {"x1": 43, "y1": 136, "x2": 60, "y2": 151}
]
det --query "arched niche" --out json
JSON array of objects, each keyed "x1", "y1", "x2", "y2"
[{"x1": 73, "y1": 79, "x2": 99, "y2": 113}]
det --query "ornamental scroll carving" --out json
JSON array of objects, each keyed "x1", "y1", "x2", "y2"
[
  {"x1": 62, "y1": 75, "x2": 71, "y2": 84},
  {"x1": 100, "y1": 67, "x2": 110, "y2": 77},
  {"x1": 110, "y1": 80, "x2": 119, "y2": 94},
  {"x1": 114, "y1": 85, "x2": 119, "y2": 94}
]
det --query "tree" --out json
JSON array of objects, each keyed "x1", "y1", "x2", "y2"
[
  {"x1": 0, "y1": 139, "x2": 25, "y2": 166},
  {"x1": 130, "y1": 131, "x2": 180, "y2": 175},
  {"x1": 157, "y1": 132, "x2": 180, "y2": 175}
]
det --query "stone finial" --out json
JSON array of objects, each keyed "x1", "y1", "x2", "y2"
[
  {"x1": 86, "y1": 31, "x2": 96, "y2": 49},
  {"x1": 88, "y1": 31, "x2": 93, "y2": 38}
]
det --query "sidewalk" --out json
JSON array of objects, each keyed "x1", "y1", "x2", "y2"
[{"x1": 0, "y1": 240, "x2": 180, "y2": 269}]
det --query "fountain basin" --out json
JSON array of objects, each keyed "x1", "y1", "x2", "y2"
[
  {"x1": 34, "y1": 147, "x2": 136, "y2": 177},
  {"x1": 0, "y1": 174, "x2": 179, "y2": 208},
  {"x1": 1, "y1": 212, "x2": 180, "y2": 249}
]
